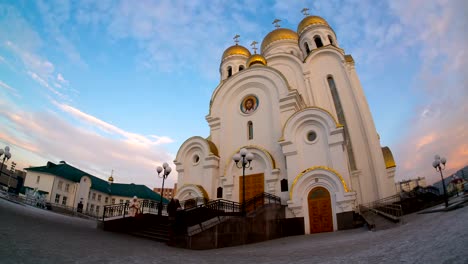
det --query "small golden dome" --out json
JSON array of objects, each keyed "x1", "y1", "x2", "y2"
[
  {"x1": 247, "y1": 54, "x2": 267, "y2": 67},
  {"x1": 222, "y1": 45, "x2": 251, "y2": 61},
  {"x1": 108, "y1": 176, "x2": 114, "y2": 182},
  {"x1": 381, "y1": 147, "x2": 396, "y2": 169},
  {"x1": 261, "y1": 28, "x2": 299, "y2": 52},
  {"x1": 297, "y1": 15, "x2": 329, "y2": 35}
]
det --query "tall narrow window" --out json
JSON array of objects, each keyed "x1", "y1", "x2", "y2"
[
  {"x1": 304, "y1": 42, "x2": 311, "y2": 55},
  {"x1": 281, "y1": 179, "x2": 288, "y2": 192},
  {"x1": 314, "y1": 36, "x2": 323, "y2": 48},
  {"x1": 327, "y1": 76, "x2": 356, "y2": 170},
  {"x1": 217, "y1": 187, "x2": 223, "y2": 198},
  {"x1": 328, "y1": 35, "x2": 334, "y2": 46},
  {"x1": 227, "y1": 66, "x2": 233, "y2": 77},
  {"x1": 247, "y1": 121, "x2": 253, "y2": 140},
  {"x1": 239, "y1": 65, "x2": 244, "y2": 71}
]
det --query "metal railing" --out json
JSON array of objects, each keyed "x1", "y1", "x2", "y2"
[
  {"x1": 359, "y1": 194, "x2": 403, "y2": 222},
  {"x1": 183, "y1": 192, "x2": 281, "y2": 228},
  {"x1": 244, "y1": 192, "x2": 281, "y2": 213},
  {"x1": 102, "y1": 200, "x2": 167, "y2": 221}
]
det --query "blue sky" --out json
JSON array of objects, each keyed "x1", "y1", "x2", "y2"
[{"x1": 0, "y1": 0, "x2": 466, "y2": 189}]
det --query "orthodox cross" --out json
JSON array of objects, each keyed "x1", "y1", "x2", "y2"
[
  {"x1": 301, "y1": 8, "x2": 310, "y2": 16},
  {"x1": 233, "y1": 34, "x2": 240, "y2": 45},
  {"x1": 251, "y1": 41, "x2": 258, "y2": 54},
  {"x1": 272, "y1": 19, "x2": 281, "y2": 28}
]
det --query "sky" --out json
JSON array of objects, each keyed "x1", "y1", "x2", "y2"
[{"x1": 0, "y1": 0, "x2": 466, "y2": 190}]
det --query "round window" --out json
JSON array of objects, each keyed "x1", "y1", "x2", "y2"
[
  {"x1": 193, "y1": 154, "x2": 200, "y2": 165},
  {"x1": 306, "y1": 131, "x2": 317, "y2": 142}
]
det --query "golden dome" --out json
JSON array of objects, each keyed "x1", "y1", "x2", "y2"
[
  {"x1": 108, "y1": 176, "x2": 114, "y2": 182},
  {"x1": 381, "y1": 147, "x2": 396, "y2": 169},
  {"x1": 261, "y1": 28, "x2": 299, "y2": 52},
  {"x1": 247, "y1": 54, "x2": 267, "y2": 67},
  {"x1": 222, "y1": 45, "x2": 251, "y2": 61},
  {"x1": 297, "y1": 15, "x2": 329, "y2": 34}
]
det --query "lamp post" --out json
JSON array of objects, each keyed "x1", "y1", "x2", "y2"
[
  {"x1": 432, "y1": 155, "x2": 448, "y2": 208},
  {"x1": 156, "y1": 162, "x2": 172, "y2": 216},
  {"x1": 0, "y1": 146, "x2": 12, "y2": 184},
  {"x1": 233, "y1": 148, "x2": 254, "y2": 216}
]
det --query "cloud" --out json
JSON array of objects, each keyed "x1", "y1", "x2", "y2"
[
  {"x1": 74, "y1": 0, "x2": 265, "y2": 75},
  {"x1": 35, "y1": 0, "x2": 87, "y2": 68},
  {"x1": 0, "y1": 80, "x2": 20, "y2": 98},
  {"x1": 53, "y1": 101, "x2": 174, "y2": 146},
  {"x1": 389, "y1": 0, "x2": 468, "y2": 183},
  {"x1": 0, "y1": 98, "x2": 177, "y2": 189},
  {"x1": 57, "y1": 73, "x2": 68, "y2": 85},
  {"x1": 5, "y1": 40, "x2": 72, "y2": 101},
  {"x1": 27, "y1": 71, "x2": 65, "y2": 98}
]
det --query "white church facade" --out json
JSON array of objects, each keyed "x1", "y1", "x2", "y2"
[{"x1": 175, "y1": 13, "x2": 396, "y2": 234}]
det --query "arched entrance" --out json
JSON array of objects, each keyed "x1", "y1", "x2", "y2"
[{"x1": 308, "y1": 187, "x2": 333, "y2": 233}]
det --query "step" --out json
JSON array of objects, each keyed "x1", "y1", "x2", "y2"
[{"x1": 130, "y1": 231, "x2": 170, "y2": 242}]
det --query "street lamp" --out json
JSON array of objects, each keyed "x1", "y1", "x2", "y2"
[
  {"x1": 432, "y1": 155, "x2": 448, "y2": 208},
  {"x1": 233, "y1": 148, "x2": 254, "y2": 216},
  {"x1": 156, "y1": 162, "x2": 172, "y2": 216},
  {"x1": 0, "y1": 146, "x2": 12, "y2": 182}
]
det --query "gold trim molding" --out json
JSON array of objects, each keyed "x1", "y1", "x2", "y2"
[
  {"x1": 223, "y1": 145, "x2": 277, "y2": 176},
  {"x1": 179, "y1": 184, "x2": 210, "y2": 200},
  {"x1": 289, "y1": 166, "x2": 349, "y2": 200}
]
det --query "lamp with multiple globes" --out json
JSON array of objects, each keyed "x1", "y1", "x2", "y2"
[
  {"x1": 432, "y1": 155, "x2": 448, "y2": 208},
  {"x1": 0, "y1": 146, "x2": 12, "y2": 180},
  {"x1": 233, "y1": 148, "x2": 254, "y2": 216},
  {"x1": 156, "y1": 162, "x2": 172, "y2": 215}
]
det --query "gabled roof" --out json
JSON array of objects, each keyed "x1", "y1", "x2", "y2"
[{"x1": 25, "y1": 161, "x2": 167, "y2": 202}]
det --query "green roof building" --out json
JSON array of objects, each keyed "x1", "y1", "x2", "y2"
[{"x1": 24, "y1": 161, "x2": 167, "y2": 216}]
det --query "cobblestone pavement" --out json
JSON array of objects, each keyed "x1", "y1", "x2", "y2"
[{"x1": 1, "y1": 198, "x2": 467, "y2": 264}]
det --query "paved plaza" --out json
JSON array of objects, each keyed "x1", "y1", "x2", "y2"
[{"x1": 0, "y1": 198, "x2": 467, "y2": 264}]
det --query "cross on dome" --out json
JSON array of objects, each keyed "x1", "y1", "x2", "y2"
[
  {"x1": 301, "y1": 8, "x2": 310, "y2": 16},
  {"x1": 251, "y1": 41, "x2": 258, "y2": 54},
  {"x1": 233, "y1": 34, "x2": 240, "y2": 45},
  {"x1": 272, "y1": 19, "x2": 281, "y2": 28}
]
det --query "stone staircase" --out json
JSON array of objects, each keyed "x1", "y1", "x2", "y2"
[{"x1": 129, "y1": 222, "x2": 171, "y2": 242}]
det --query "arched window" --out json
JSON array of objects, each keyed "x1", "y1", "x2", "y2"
[
  {"x1": 314, "y1": 36, "x2": 323, "y2": 48},
  {"x1": 247, "y1": 121, "x2": 253, "y2": 140},
  {"x1": 328, "y1": 35, "x2": 334, "y2": 46},
  {"x1": 227, "y1": 66, "x2": 232, "y2": 77},
  {"x1": 304, "y1": 42, "x2": 311, "y2": 55},
  {"x1": 327, "y1": 76, "x2": 356, "y2": 170},
  {"x1": 239, "y1": 65, "x2": 244, "y2": 71},
  {"x1": 281, "y1": 179, "x2": 288, "y2": 192},
  {"x1": 217, "y1": 187, "x2": 223, "y2": 198}
]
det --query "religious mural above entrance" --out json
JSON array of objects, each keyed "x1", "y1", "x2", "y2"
[{"x1": 240, "y1": 95, "x2": 259, "y2": 114}]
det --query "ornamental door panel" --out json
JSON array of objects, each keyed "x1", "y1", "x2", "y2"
[
  {"x1": 308, "y1": 187, "x2": 333, "y2": 233},
  {"x1": 239, "y1": 173, "x2": 264, "y2": 212}
]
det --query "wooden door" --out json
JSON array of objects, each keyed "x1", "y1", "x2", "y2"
[
  {"x1": 308, "y1": 187, "x2": 333, "y2": 233},
  {"x1": 239, "y1": 173, "x2": 264, "y2": 211}
]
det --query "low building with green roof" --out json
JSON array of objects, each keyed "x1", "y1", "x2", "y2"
[{"x1": 24, "y1": 161, "x2": 167, "y2": 216}]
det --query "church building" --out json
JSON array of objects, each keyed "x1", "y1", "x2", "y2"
[{"x1": 174, "y1": 11, "x2": 396, "y2": 234}]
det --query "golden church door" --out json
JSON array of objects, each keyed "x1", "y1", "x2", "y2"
[
  {"x1": 308, "y1": 187, "x2": 333, "y2": 233},
  {"x1": 239, "y1": 173, "x2": 264, "y2": 212}
]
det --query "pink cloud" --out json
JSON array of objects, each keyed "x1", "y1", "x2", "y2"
[
  {"x1": 53, "y1": 101, "x2": 174, "y2": 146},
  {"x1": 384, "y1": 1, "x2": 468, "y2": 184},
  {"x1": 0, "y1": 99, "x2": 177, "y2": 189}
]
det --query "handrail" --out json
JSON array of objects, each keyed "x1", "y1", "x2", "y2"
[
  {"x1": 359, "y1": 194, "x2": 403, "y2": 221},
  {"x1": 102, "y1": 200, "x2": 167, "y2": 221}
]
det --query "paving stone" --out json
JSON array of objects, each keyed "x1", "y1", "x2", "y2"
[{"x1": 0, "y1": 198, "x2": 467, "y2": 264}]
